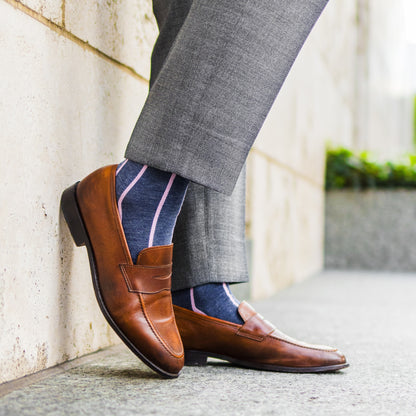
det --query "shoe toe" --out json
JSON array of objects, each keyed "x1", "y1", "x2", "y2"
[
  {"x1": 320, "y1": 348, "x2": 348, "y2": 369},
  {"x1": 334, "y1": 349, "x2": 347, "y2": 365},
  {"x1": 164, "y1": 355, "x2": 185, "y2": 377}
]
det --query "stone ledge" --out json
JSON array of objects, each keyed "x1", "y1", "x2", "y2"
[{"x1": 325, "y1": 189, "x2": 416, "y2": 270}]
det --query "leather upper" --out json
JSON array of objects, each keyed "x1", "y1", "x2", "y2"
[
  {"x1": 76, "y1": 165, "x2": 184, "y2": 375},
  {"x1": 174, "y1": 301, "x2": 346, "y2": 369}
]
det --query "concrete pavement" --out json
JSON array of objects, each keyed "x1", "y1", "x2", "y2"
[{"x1": 1, "y1": 271, "x2": 415, "y2": 415}]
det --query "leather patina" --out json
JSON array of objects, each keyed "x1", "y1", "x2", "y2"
[
  {"x1": 74, "y1": 165, "x2": 184, "y2": 377},
  {"x1": 174, "y1": 301, "x2": 348, "y2": 372}
]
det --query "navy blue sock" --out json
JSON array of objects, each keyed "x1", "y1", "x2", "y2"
[
  {"x1": 115, "y1": 159, "x2": 188, "y2": 263},
  {"x1": 172, "y1": 283, "x2": 244, "y2": 325}
]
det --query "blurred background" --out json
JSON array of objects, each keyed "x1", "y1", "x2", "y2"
[{"x1": 1, "y1": 0, "x2": 415, "y2": 384}]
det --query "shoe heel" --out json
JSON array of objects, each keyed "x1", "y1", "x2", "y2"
[
  {"x1": 184, "y1": 350, "x2": 208, "y2": 366},
  {"x1": 60, "y1": 182, "x2": 88, "y2": 247}
]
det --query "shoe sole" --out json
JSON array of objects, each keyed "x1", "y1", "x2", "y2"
[
  {"x1": 185, "y1": 350, "x2": 349, "y2": 373},
  {"x1": 60, "y1": 182, "x2": 180, "y2": 379}
]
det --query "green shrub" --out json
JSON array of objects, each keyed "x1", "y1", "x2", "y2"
[
  {"x1": 325, "y1": 147, "x2": 416, "y2": 190},
  {"x1": 413, "y1": 94, "x2": 416, "y2": 147}
]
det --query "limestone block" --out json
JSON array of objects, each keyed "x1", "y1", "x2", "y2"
[
  {"x1": 65, "y1": 0, "x2": 158, "y2": 79},
  {"x1": 325, "y1": 190, "x2": 416, "y2": 271},
  {"x1": 310, "y1": 0, "x2": 357, "y2": 98},
  {"x1": 19, "y1": 0, "x2": 63, "y2": 24},
  {"x1": 0, "y1": 1, "x2": 148, "y2": 383},
  {"x1": 247, "y1": 152, "x2": 296, "y2": 299},
  {"x1": 246, "y1": 152, "x2": 324, "y2": 300},
  {"x1": 293, "y1": 177, "x2": 324, "y2": 281}
]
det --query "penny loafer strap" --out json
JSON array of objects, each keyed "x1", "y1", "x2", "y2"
[{"x1": 119, "y1": 263, "x2": 172, "y2": 294}]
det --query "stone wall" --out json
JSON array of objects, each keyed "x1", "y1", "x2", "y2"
[
  {"x1": 0, "y1": 0, "x2": 156, "y2": 384},
  {"x1": 246, "y1": 0, "x2": 358, "y2": 298}
]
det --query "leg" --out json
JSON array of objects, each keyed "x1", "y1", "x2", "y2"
[
  {"x1": 126, "y1": 0, "x2": 330, "y2": 195},
  {"x1": 172, "y1": 167, "x2": 247, "y2": 324},
  {"x1": 140, "y1": 0, "x2": 346, "y2": 371},
  {"x1": 150, "y1": 0, "x2": 249, "y2": 284},
  {"x1": 172, "y1": 166, "x2": 248, "y2": 291},
  {"x1": 126, "y1": 0, "x2": 250, "y2": 323},
  {"x1": 61, "y1": 0, "x2": 347, "y2": 376}
]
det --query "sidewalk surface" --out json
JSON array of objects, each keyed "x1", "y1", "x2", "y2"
[{"x1": 1, "y1": 271, "x2": 415, "y2": 416}]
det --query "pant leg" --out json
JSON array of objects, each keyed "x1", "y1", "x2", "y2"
[
  {"x1": 148, "y1": 0, "x2": 193, "y2": 88},
  {"x1": 147, "y1": 0, "x2": 249, "y2": 290},
  {"x1": 172, "y1": 166, "x2": 248, "y2": 290},
  {"x1": 126, "y1": 0, "x2": 329, "y2": 195}
]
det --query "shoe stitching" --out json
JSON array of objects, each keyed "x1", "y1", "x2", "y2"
[
  {"x1": 120, "y1": 265, "x2": 134, "y2": 292},
  {"x1": 235, "y1": 330, "x2": 264, "y2": 342},
  {"x1": 110, "y1": 165, "x2": 132, "y2": 264},
  {"x1": 176, "y1": 308, "x2": 337, "y2": 353},
  {"x1": 80, "y1": 167, "x2": 181, "y2": 364},
  {"x1": 139, "y1": 294, "x2": 184, "y2": 359},
  {"x1": 174, "y1": 307, "x2": 241, "y2": 331},
  {"x1": 119, "y1": 264, "x2": 172, "y2": 293},
  {"x1": 109, "y1": 166, "x2": 181, "y2": 358},
  {"x1": 266, "y1": 334, "x2": 337, "y2": 352}
]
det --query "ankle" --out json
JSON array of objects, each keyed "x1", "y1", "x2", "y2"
[
  {"x1": 172, "y1": 283, "x2": 244, "y2": 325},
  {"x1": 115, "y1": 159, "x2": 188, "y2": 262}
]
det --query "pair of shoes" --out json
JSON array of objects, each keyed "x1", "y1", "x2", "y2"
[{"x1": 61, "y1": 166, "x2": 348, "y2": 378}]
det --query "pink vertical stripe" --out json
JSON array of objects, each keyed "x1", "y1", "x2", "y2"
[
  {"x1": 117, "y1": 165, "x2": 148, "y2": 222},
  {"x1": 190, "y1": 288, "x2": 207, "y2": 315},
  {"x1": 148, "y1": 173, "x2": 176, "y2": 247},
  {"x1": 223, "y1": 282, "x2": 240, "y2": 307},
  {"x1": 116, "y1": 159, "x2": 128, "y2": 175}
]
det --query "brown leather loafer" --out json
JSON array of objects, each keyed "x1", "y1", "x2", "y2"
[
  {"x1": 174, "y1": 301, "x2": 348, "y2": 373},
  {"x1": 61, "y1": 165, "x2": 184, "y2": 378}
]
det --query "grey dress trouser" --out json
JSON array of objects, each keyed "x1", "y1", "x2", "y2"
[{"x1": 125, "y1": 0, "x2": 329, "y2": 290}]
